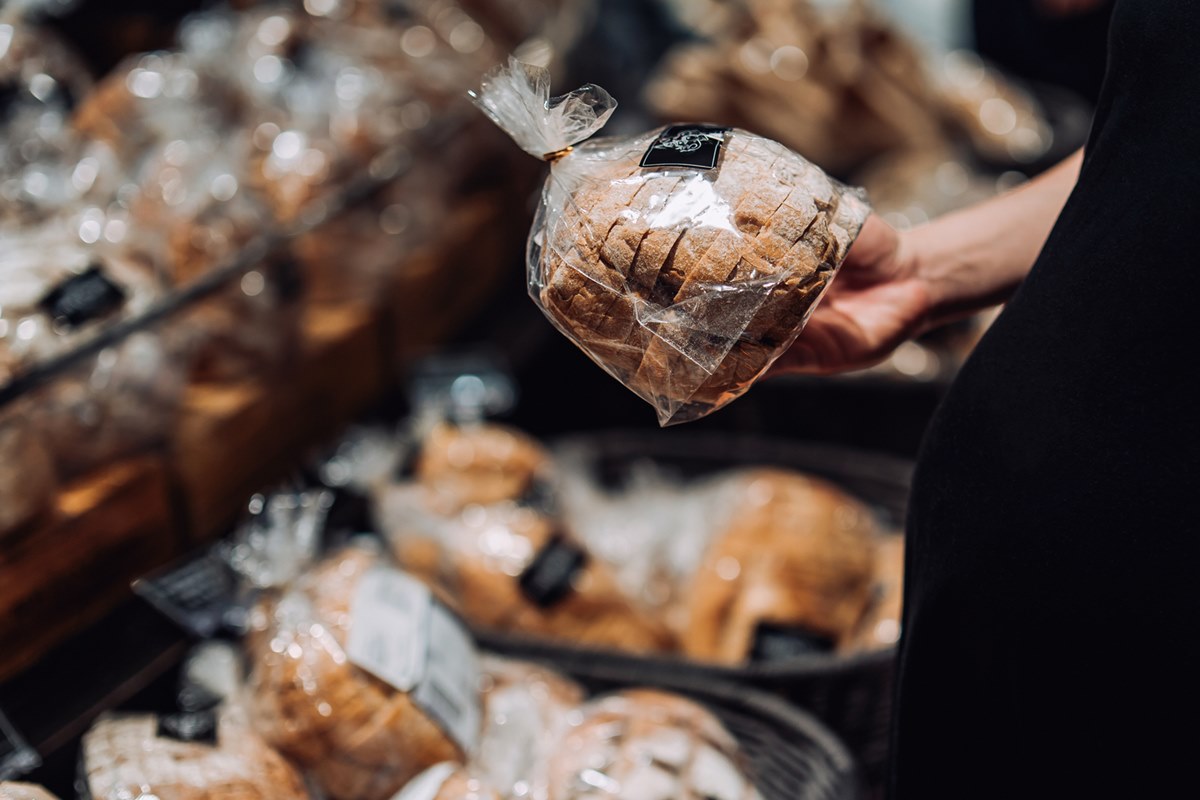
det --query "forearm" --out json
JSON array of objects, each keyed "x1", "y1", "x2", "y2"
[{"x1": 908, "y1": 148, "x2": 1084, "y2": 328}]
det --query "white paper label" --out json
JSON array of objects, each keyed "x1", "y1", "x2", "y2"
[
  {"x1": 347, "y1": 568, "x2": 428, "y2": 691},
  {"x1": 415, "y1": 600, "x2": 481, "y2": 754},
  {"x1": 390, "y1": 761, "x2": 458, "y2": 800},
  {"x1": 346, "y1": 568, "x2": 480, "y2": 754}
]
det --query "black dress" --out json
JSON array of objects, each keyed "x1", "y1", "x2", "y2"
[{"x1": 892, "y1": 1, "x2": 1200, "y2": 796}]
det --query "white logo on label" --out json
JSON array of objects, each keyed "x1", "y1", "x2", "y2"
[{"x1": 654, "y1": 130, "x2": 712, "y2": 154}]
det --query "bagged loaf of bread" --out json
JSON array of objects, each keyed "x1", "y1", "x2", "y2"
[
  {"x1": 545, "y1": 689, "x2": 763, "y2": 800},
  {"x1": 471, "y1": 59, "x2": 869, "y2": 425},
  {"x1": 0, "y1": 785, "x2": 58, "y2": 800},
  {"x1": 377, "y1": 486, "x2": 675, "y2": 653},
  {"x1": 80, "y1": 708, "x2": 309, "y2": 800},
  {"x1": 245, "y1": 542, "x2": 481, "y2": 800},
  {"x1": 682, "y1": 469, "x2": 878, "y2": 664},
  {"x1": 393, "y1": 763, "x2": 502, "y2": 800},
  {"x1": 476, "y1": 656, "x2": 583, "y2": 800},
  {"x1": 414, "y1": 421, "x2": 551, "y2": 509}
]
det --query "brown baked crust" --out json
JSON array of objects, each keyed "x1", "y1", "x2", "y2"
[
  {"x1": 545, "y1": 689, "x2": 761, "y2": 800},
  {"x1": 415, "y1": 422, "x2": 550, "y2": 507},
  {"x1": 245, "y1": 547, "x2": 463, "y2": 800},
  {"x1": 682, "y1": 469, "x2": 878, "y2": 664},
  {"x1": 536, "y1": 129, "x2": 866, "y2": 421},
  {"x1": 390, "y1": 502, "x2": 676, "y2": 654},
  {"x1": 844, "y1": 533, "x2": 904, "y2": 653},
  {"x1": 81, "y1": 711, "x2": 309, "y2": 800}
]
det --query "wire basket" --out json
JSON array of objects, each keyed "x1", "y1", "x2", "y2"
[
  {"x1": 493, "y1": 430, "x2": 912, "y2": 788},
  {"x1": 485, "y1": 637, "x2": 863, "y2": 800}
]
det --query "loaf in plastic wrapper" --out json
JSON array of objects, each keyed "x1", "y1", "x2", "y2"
[
  {"x1": 0, "y1": 784, "x2": 58, "y2": 800},
  {"x1": 546, "y1": 689, "x2": 763, "y2": 800},
  {"x1": 377, "y1": 485, "x2": 676, "y2": 653},
  {"x1": 682, "y1": 469, "x2": 878, "y2": 664},
  {"x1": 476, "y1": 656, "x2": 584, "y2": 800},
  {"x1": 245, "y1": 543, "x2": 482, "y2": 800},
  {"x1": 80, "y1": 709, "x2": 310, "y2": 800},
  {"x1": 0, "y1": 224, "x2": 161, "y2": 380},
  {"x1": 393, "y1": 763, "x2": 503, "y2": 800},
  {"x1": 31, "y1": 330, "x2": 185, "y2": 479},
  {"x1": 414, "y1": 421, "x2": 551, "y2": 509},
  {"x1": 0, "y1": 16, "x2": 94, "y2": 228},
  {"x1": 471, "y1": 59, "x2": 869, "y2": 424}
]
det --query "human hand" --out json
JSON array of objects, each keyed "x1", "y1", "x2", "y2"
[{"x1": 769, "y1": 214, "x2": 932, "y2": 376}]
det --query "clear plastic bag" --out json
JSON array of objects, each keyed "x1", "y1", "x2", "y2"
[
  {"x1": 679, "y1": 469, "x2": 879, "y2": 664},
  {"x1": 545, "y1": 689, "x2": 763, "y2": 800},
  {"x1": 376, "y1": 485, "x2": 676, "y2": 653},
  {"x1": 472, "y1": 59, "x2": 869, "y2": 425},
  {"x1": 476, "y1": 655, "x2": 583, "y2": 800},
  {"x1": 81, "y1": 708, "x2": 310, "y2": 800},
  {"x1": 393, "y1": 763, "x2": 502, "y2": 800},
  {"x1": 0, "y1": 785, "x2": 58, "y2": 800},
  {"x1": 244, "y1": 543, "x2": 480, "y2": 800}
]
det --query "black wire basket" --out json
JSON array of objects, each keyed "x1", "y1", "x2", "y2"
[
  {"x1": 484, "y1": 430, "x2": 912, "y2": 790},
  {"x1": 485, "y1": 636, "x2": 863, "y2": 800}
]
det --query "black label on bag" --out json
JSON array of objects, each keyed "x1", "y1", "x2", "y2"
[
  {"x1": 640, "y1": 124, "x2": 729, "y2": 170},
  {"x1": 157, "y1": 710, "x2": 219, "y2": 746},
  {"x1": 518, "y1": 533, "x2": 588, "y2": 608},
  {"x1": 39, "y1": 264, "x2": 126, "y2": 329},
  {"x1": 132, "y1": 550, "x2": 239, "y2": 638},
  {"x1": 750, "y1": 622, "x2": 837, "y2": 661}
]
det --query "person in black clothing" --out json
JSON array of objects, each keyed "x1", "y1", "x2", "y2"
[{"x1": 772, "y1": 0, "x2": 1199, "y2": 795}]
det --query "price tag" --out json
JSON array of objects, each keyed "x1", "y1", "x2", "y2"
[{"x1": 347, "y1": 569, "x2": 481, "y2": 754}]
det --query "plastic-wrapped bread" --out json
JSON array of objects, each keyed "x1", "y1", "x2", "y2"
[
  {"x1": 0, "y1": 18, "x2": 94, "y2": 228},
  {"x1": 73, "y1": 51, "x2": 235, "y2": 168},
  {"x1": 80, "y1": 709, "x2": 309, "y2": 800},
  {"x1": 245, "y1": 544, "x2": 481, "y2": 800},
  {"x1": 476, "y1": 656, "x2": 584, "y2": 800},
  {"x1": 545, "y1": 689, "x2": 763, "y2": 800},
  {"x1": 32, "y1": 330, "x2": 185, "y2": 479},
  {"x1": 0, "y1": 784, "x2": 59, "y2": 800},
  {"x1": 378, "y1": 486, "x2": 675, "y2": 653},
  {"x1": 0, "y1": 225, "x2": 161, "y2": 377},
  {"x1": 682, "y1": 469, "x2": 878, "y2": 664},
  {"x1": 415, "y1": 422, "x2": 551, "y2": 508},
  {"x1": 471, "y1": 59, "x2": 868, "y2": 425},
  {"x1": 845, "y1": 533, "x2": 904, "y2": 653},
  {"x1": 394, "y1": 763, "x2": 503, "y2": 800}
]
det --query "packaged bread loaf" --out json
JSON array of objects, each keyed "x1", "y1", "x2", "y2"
[
  {"x1": 682, "y1": 469, "x2": 878, "y2": 664},
  {"x1": 0, "y1": 225, "x2": 161, "y2": 375},
  {"x1": 0, "y1": 784, "x2": 58, "y2": 800},
  {"x1": 0, "y1": 17, "x2": 94, "y2": 228},
  {"x1": 414, "y1": 421, "x2": 551, "y2": 509},
  {"x1": 471, "y1": 59, "x2": 869, "y2": 425},
  {"x1": 394, "y1": 763, "x2": 502, "y2": 800},
  {"x1": 545, "y1": 689, "x2": 763, "y2": 800},
  {"x1": 32, "y1": 331, "x2": 185, "y2": 480},
  {"x1": 378, "y1": 486, "x2": 675, "y2": 653},
  {"x1": 245, "y1": 543, "x2": 482, "y2": 800},
  {"x1": 81, "y1": 708, "x2": 309, "y2": 800},
  {"x1": 476, "y1": 656, "x2": 583, "y2": 800}
]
